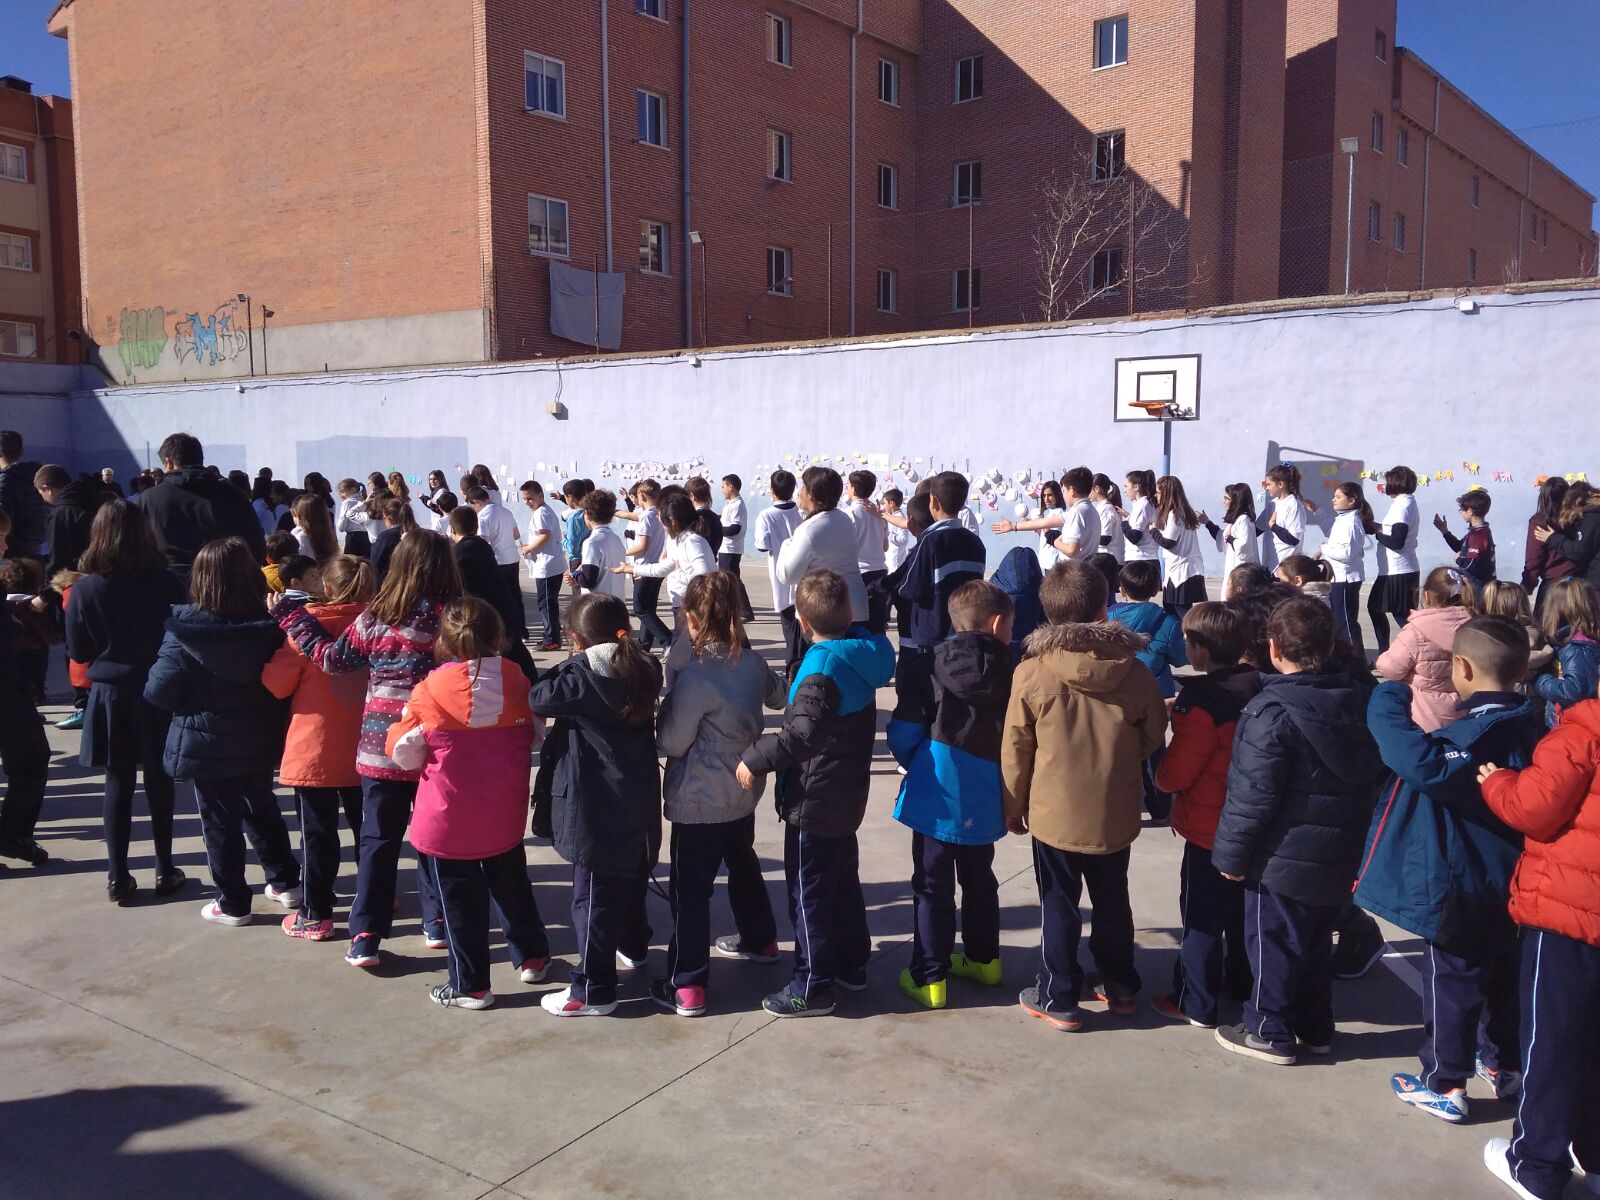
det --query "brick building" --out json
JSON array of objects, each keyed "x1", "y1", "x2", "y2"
[
  {"x1": 0, "y1": 76, "x2": 79, "y2": 365},
  {"x1": 46, "y1": 0, "x2": 1597, "y2": 383}
]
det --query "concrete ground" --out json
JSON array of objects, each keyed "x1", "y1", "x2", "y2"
[{"x1": 0, "y1": 572, "x2": 1568, "y2": 1200}]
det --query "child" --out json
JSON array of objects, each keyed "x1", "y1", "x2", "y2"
[
  {"x1": 1258, "y1": 463, "x2": 1317, "y2": 572},
  {"x1": 533, "y1": 593, "x2": 664, "y2": 1017},
  {"x1": 335, "y1": 478, "x2": 372, "y2": 557},
  {"x1": 844, "y1": 469, "x2": 890, "y2": 634},
  {"x1": 738, "y1": 570, "x2": 896, "y2": 1017},
  {"x1": 1369, "y1": 465, "x2": 1421, "y2": 653},
  {"x1": 991, "y1": 546, "x2": 1044, "y2": 664},
  {"x1": 882, "y1": 488, "x2": 916, "y2": 639},
  {"x1": 1532, "y1": 577, "x2": 1600, "y2": 729},
  {"x1": 1435, "y1": 488, "x2": 1496, "y2": 590},
  {"x1": 1201, "y1": 483, "x2": 1259, "y2": 579},
  {"x1": 429, "y1": 490, "x2": 458, "y2": 535},
  {"x1": 1355, "y1": 615, "x2": 1541, "y2": 1122},
  {"x1": 1090, "y1": 474, "x2": 1125, "y2": 562},
  {"x1": 570, "y1": 489, "x2": 628, "y2": 599},
  {"x1": 776, "y1": 467, "x2": 869, "y2": 630},
  {"x1": 620, "y1": 479, "x2": 671, "y2": 650},
  {"x1": 1211, "y1": 597, "x2": 1382, "y2": 1064},
  {"x1": 0, "y1": 544, "x2": 50, "y2": 868},
  {"x1": 560, "y1": 478, "x2": 593, "y2": 566},
  {"x1": 519, "y1": 479, "x2": 568, "y2": 652},
  {"x1": 1149, "y1": 475, "x2": 1207, "y2": 616},
  {"x1": 1152, "y1": 602, "x2": 1262, "y2": 1028},
  {"x1": 369, "y1": 496, "x2": 416, "y2": 583},
  {"x1": 1278, "y1": 554, "x2": 1332, "y2": 604},
  {"x1": 1480, "y1": 580, "x2": 1554, "y2": 683},
  {"x1": 1320, "y1": 481, "x2": 1376, "y2": 654},
  {"x1": 613, "y1": 494, "x2": 715, "y2": 638},
  {"x1": 992, "y1": 469, "x2": 1101, "y2": 566},
  {"x1": 685, "y1": 476, "x2": 723, "y2": 552},
  {"x1": 888, "y1": 578, "x2": 1014, "y2": 1009},
  {"x1": 1119, "y1": 469, "x2": 1160, "y2": 564},
  {"x1": 292, "y1": 493, "x2": 340, "y2": 563},
  {"x1": 718, "y1": 474, "x2": 756, "y2": 623},
  {"x1": 1476, "y1": 691, "x2": 1600, "y2": 1200},
  {"x1": 388, "y1": 599, "x2": 550, "y2": 1009},
  {"x1": 275, "y1": 555, "x2": 319, "y2": 600},
  {"x1": 1003, "y1": 560, "x2": 1167, "y2": 1030},
  {"x1": 755, "y1": 469, "x2": 806, "y2": 668},
  {"x1": 653, "y1": 573, "x2": 785, "y2": 1016},
  {"x1": 1109, "y1": 561, "x2": 1188, "y2": 698},
  {"x1": 144, "y1": 537, "x2": 301, "y2": 926},
  {"x1": 261, "y1": 555, "x2": 373, "y2": 940},
  {"x1": 1377, "y1": 566, "x2": 1477, "y2": 731},
  {"x1": 262, "y1": 530, "x2": 298, "y2": 594},
  {"x1": 897, "y1": 471, "x2": 986, "y2": 657}
]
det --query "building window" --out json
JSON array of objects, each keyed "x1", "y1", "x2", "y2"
[
  {"x1": 953, "y1": 159, "x2": 982, "y2": 206},
  {"x1": 1094, "y1": 130, "x2": 1125, "y2": 182},
  {"x1": 1094, "y1": 15, "x2": 1128, "y2": 68},
  {"x1": 878, "y1": 58, "x2": 899, "y2": 105},
  {"x1": 1542, "y1": 218, "x2": 1549, "y2": 247},
  {"x1": 1471, "y1": 175, "x2": 1480, "y2": 207},
  {"x1": 0, "y1": 319, "x2": 37, "y2": 358},
  {"x1": 0, "y1": 143, "x2": 26, "y2": 182},
  {"x1": 1396, "y1": 127, "x2": 1408, "y2": 166},
  {"x1": 1393, "y1": 213, "x2": 1406, "y2": 251},
  {"x1": 767, "y1": 13, "x2": 791, "y2": 66},
  {"x1": 1091, "y1": 246, "x2": 1125, "y2": 293},
  {"x1": 636, "y1": 90, "x2": 667, "y2": 147},
  {"x1": 767, "y1": 128, "x2": 792, "y2": 181},
  {"x1": 1367, "y1": 199, "x2": 1381, "y2": 242},
  {"x1": 524, "y1": 52, "x2": 566, "y2": 117},
  {"x1": 639, "y1": 220, "x2": 669, "y2": 275},
  {"x1": 1375, "y1": 28, "x2": 1387, "y2": 61},
  {"x1": 876, "y1": 268, "x2": 897, "y2": 313},
  {"x1": 877, "y1": 162, "x2": 898, "y2": 210},
  {"x1": 1468, "y1": 248, "x2": 1477, "y2": 281},
  {"x1": 955, "y1": 54, "x2": 983, "y2": 103},
  {"x1": 953, "y1": 266, "x2": 981, "y2": 311},
  {"x1": 635, "y1": 0, "x2": 664, "y2": 18},
  {"x1": 766, "y1": 246, "x2": 792, "y2": 296},
  {"x1": 1371, "y1": 112, "x2": 1383, "y2": 153},
  {"x1": 0, "y1": 232, "x2": 32, "y2": 271},
  {"x1": 527, "y1": 194, "x2": 570, "y2": 257}
]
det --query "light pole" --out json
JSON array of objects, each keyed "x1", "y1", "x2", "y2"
[
  {"x1": 1341, "y1": 136, "x2": 1360, "y2": 295},
  {"x1": 688, "y1": 230, "x2": 707, "y2": 347},
  {"x1": 235, "y1": 293, "x2": 255, "y2": 375},
  {"x1": 260, "y1": 307, "x2": 275, "y2": 375}
]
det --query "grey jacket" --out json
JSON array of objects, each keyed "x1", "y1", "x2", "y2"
[{"x1": 658, "y1": 643, "x2": 786, "y2": 824}]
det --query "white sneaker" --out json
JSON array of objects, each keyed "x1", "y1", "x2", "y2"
[
  {"x1": 200, "y1": 900, "x2": 251, "y2": 927},
  {"x1": 616, "y1": 949, "x2": 648, "y2": 970},
  {"x1": 519, "y1": 957, "x2": 552, "y2": 984},
  {"x1": 265, "y1": 883, "x2": 302, "y2": 909},
  {"x1": 1484, "y1": 1138, "x2": 1541, "y2": 1200},
  {"x1": 540, "y1": 986, "x2": 618, "y2": 1017}
]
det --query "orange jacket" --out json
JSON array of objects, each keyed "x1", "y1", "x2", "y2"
[
  {"x1": 1155, "y1": 666, "x2": 1262, "y2": 851},
  {"x1": 56, "y1": 581, "x2": 92, "y2": 689},
  {"x1": 261, "y1": 601, "x2": 368, "y2": 788},
  {"x1": 1480, "y1": 698, "x2": 1600, "y2": 949}
]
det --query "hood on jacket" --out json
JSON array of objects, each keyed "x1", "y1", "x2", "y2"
[
  {"x1": 164, "y1": 604, "x2": 285, "y2": 683},
  {"x1": 1021, "y1": 620, "x2": 1149, "y2": 695},
  {"x1": 991, "y1": 546, "x2": 1044, "y2": 597},
  {"x1": 57, "y1": 478, "x2": 107, "y2": 511},
  {"x1": 418, "y1": 657, "x2": 534, "y2": 732},
  {"x1": 791, "y1": 628, "x2": 895, "y2": 714},
  {"x1": 306, "y1": 601, "x2": 365, "y2": 635},
  {"x1": 1406, "y1": 604, "x2": 1473, "y2": 651},
  {"x1": 1562, "y1": 698, "x2": 1600, "y2": 738},
  {"x1": 933, "y1": 631, "x2": 1013, "y2": 706},
  {"x1": 1259, "y1": 671, "x2": 1378, "y2": 787}
]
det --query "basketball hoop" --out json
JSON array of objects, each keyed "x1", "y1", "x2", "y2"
[{"x1": 1129, "y1": 400, "x2": 1173, "y2": 416}]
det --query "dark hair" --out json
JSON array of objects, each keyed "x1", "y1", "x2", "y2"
[
  {"x1": 1227, "y1": 580, "x2": 1298, "y2": 669},
  {"x1": 32, "y1": 463, "x2": 72, "y2": 490},
  {"x1": 1061, "y1": 466, "x2": 1093, "y2": 497},
  {"x1": 564, "y1": 593, "x2": 661, "y2": 721},
  {"x1": 769, "y1": 469, "x2": 796, "y2": 501},
  {"x1": 1456, "y1": 489, "x2": 1492, "y2": 519},
  {"x1": 1155, "y1": 475, "x2": 1198, "y2": 529},
  {"x1": 0, "y1": 557, "x2": 43, "y2": 595},
  {"x1": 1278, "y1": 554, "x2": 1329, "y2": 585},
  {"x1": 463, "y1": 485, "x2": 490, "y2": 505},
  {"x1": 562, "y1": 478, "x2": 592, "y2": 503},
  {"x1": 1384, "y1": 465, "x2": 1418, "y2": 496},
  {"x1": 1124, "y1": 468, "x2": 1156, "y2": 499},
  {"x1": 368, "y1": 530, "x2": 463, "y2": 627},
  {"x1": 1227, "y1": 561, "x2": 1275, "y2": 598},
  {"x1": 1182, "y1": 602, "x2": 1248, "y2": 665},
  {"x1": 1086, "y1": 552, "x2": 1122, "y2": 600},
  {"x1": 227, "y1": 469, "x2": 251, "y2": 494},
  {"x1": 905, "y1": 493, "x2": 933, "y2": 537},
  {"x1": 448, "y1": 506, "x2": 478, "y2": 536},
  {"x1": 685, "y1": 476, "x2": 712, "y2": 504},
  {"x1": 577, "y1": 488, "x2": 615, "y2": 525},
  {"x1": 1222, "y1": 483, "x2": 1256, "y2": 525},
  {"x1": 367, "y1": 472, "x2": 386, "y2": 494},
  {"x1": 1454, "y1": 615, "x2": 1531, "y2": 686},
  {"x1": 1335, "y1": 481, "x2": 1380, "y2": 535},
  {"x1": 157, "y1": 433, "x2": 203, "y2": 468},
  {"x1": 435, "y1": 490, "x2": 458, "y2": 514},
  {"x1": 1118, "y1": 559, "x2": 1161, "y2": 601},
  {"x1": 436, "y1": 596, "x2": 505, "y2": 663},
  {"x1": 659, "y1": 493, "x2": 696, "y2": 537},
  {"x1": 1039, "y1": 480, "x2": 1066, "y2": 511},
  {"x1": 1040, "y1": 560, "x2": 1107, "y2": 624},
  {"x1": 471, "y1": 464, "x2": 499, "y2": 491},
  {"x1": 722, "y1": 474, "x2": 742, "y2": 492},
  {"x1": 1091, "y1": 473, "x2": 1124, "y2": 508},
  {"x1": 0, "y1": 430, "x2": 22, "y2": 460},
  {"x1": 79, "y1": 499, "x2": 168, "y2": 575},
  {"x1": 292, "y1": 493, "x2": 339, "y2": 562},
  {"x1": 277, "y1": 554, "x2": 316, "y2": 588},
  {"x1": 382, "y1": 496, "x2": 418, "y2": 533},
  {"x1": 948, "y1": 578, "x2": 1013, "y2": 633},
  {"x1": 927, "y1": 471, "x2": 969, "y2": 518},
  {"x1": 1557, "y1": 481, "x2": 1598, "y2": 531},
  {"x1": 264, "y1": 531, "x2": 298, "y2": 563},
  {"x1": 428, "y1": 469, "x2": 447, "y2": 489},
  {"x1": 520, "y1": 479, "x2": 544, "y2": 498},
  {"x1": 189, "y1": 537, "x2": 267, "y2": 619},
  {"x1": 1535, "y1": 476, "x2": 1568, "y2": 527},
  {"x1": 801, "y1": 466, "x2": 843, "y2": 511},
  {"x1": 883, "y1": 487, "x2": 904, "y2": 506},
  {"x1": 848, "y1": 469, "x2": 877, "y2": 498},
  {"x1": 682, "y1": 571, "x2": 749, "y2": 661},
  {"x1": 795, "y1": 569, "x2": 853, "y2": 636},
  {"x1": 1267, "y1": 595, "x2": 1335, "y2": 669},
  {"x1": 304, "y1": 472, "x2": 333, "y2": 501}
]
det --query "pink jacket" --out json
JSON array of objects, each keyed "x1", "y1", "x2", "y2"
[
  {"x1": 1375, "y1": 604, "x2": 1473, "y2": 731},
  {"x1": 386, "y1": 657, "x2": 541, "y2": 860}
]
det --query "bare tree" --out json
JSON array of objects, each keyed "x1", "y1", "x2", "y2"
[{"x1": 1032, "y1": 154, "x2": 1195, "y2": 322}]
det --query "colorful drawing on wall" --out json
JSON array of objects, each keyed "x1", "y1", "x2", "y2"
[
  {"x1": 117, "y1": 306, "x2": 167, "y2": 373},
  {"x1": 174, "y1": 300, "x2": 249, "y2": 367}
]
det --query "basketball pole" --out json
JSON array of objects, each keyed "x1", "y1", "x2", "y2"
[{"x1": 1161, "y1": 418, "x2": 1172, "y2": 479}]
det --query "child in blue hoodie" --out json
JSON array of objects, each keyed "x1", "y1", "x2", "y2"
[
  {"x1": 887, "y1": 579, "x2": 1015, "y2": 1010},
  {"x1": 1110, "y1": 559, "x2": 1187, "y2": 820},
  {"x1": 1532, "y1": 578, "x2": 1600, "y2": 729},
  {"x1": 1355, "y1": 615, "x2": 1543, "y2": 1123},
  {"x1": 739, "y1": 570, "x2": 896, "y2": 1019}
]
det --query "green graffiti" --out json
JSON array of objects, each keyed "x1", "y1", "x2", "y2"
[{"x1": 118, "y1": 306, "x2": 167, "y2": 373}]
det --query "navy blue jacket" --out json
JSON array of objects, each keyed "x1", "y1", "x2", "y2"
[
  {"x1": 1533, "y1": 632, "x2": 1600, "y2": 728},
  {"x1": 1354, "y1": 683, "x2": 1539, "y2": 956},
  {"x1": 1214, "y1": 671, "x2": 1384, "y2": 905},
  {"x1": 143, "y1": 605, "x2": 288, "y2": 779},
  {"x1": 65, "y1": 568, "x2": 187, "y2": 685},
  {"x1": 897, "y1": 519, "x2": 985, "y2": 649},
  {"x1": 990, "y1": 547, "x2": 1044, "y2": 663}
]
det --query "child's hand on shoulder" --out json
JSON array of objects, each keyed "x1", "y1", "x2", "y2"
[
  {"x1": 1533, "y1": 524, "x2": 1552, "y2": 543},
  {"x1": 1477, "y1": 762, "x2": 1504, "y2": 785},
  {"x1": 735, "y1": 762, "x2": 757, "y2": 790},
  {"x1": 1219, "y1": 869, "x2": 1244, "y2": 882}
]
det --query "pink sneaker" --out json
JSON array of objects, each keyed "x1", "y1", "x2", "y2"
[
  {"x1": 282, "y1": 913, "x2": 334, "y2": 941},
  {"x1": 650, "y1": 978, "x2": 707, "y2": 1016}
]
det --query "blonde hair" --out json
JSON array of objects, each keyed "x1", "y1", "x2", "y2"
[
  {"x1": 1421, "y1": 566, "x2": 1477, "y2": 613},
  {"x1": 1479, "y1": 580, "x2": 1532, "y2": 624},
  {"x1": 436, "y1": 596, "x2": 505, "y2": 662},
  {"x1": 319, "y1": 555, "x2": 376, "y2": 606},
  {"x1": 1540, "y1": 577, "x2": 1600, "y2": 644}
]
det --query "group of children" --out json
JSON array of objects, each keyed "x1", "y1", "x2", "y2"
[{"x1": 3, "y1": 445, "x2": 1599, "y2": 1200}]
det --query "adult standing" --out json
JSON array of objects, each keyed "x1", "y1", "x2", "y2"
[
  {"x1": 99, "y1": 468, "x2": 125, "y2": 499},
  {"x1": 1533, "y1": 480, "x2": 1597, "y2": 597},
  {"x1": 136, "y1": 433, "x2": 265, "y2": 577},
  {"x1": 0, "y1": 430, "x2": 48, "y2": 560}
]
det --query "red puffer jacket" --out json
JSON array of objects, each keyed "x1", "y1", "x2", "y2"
[
  {"x1": 1155, "y1": 666, "x2": 1262, "y2": 850},
  {"x1": 1480, "y1": 699, "x2": 1600, "y2": 949}
]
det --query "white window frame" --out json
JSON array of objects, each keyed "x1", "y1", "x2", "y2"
[
  {"x1": 0, "y1": 143, "x2": 26, "y2": 183},
  {"x1": 0, "y1": 232, "x2": 32, "y2": 271},
  {"x1": 1468, "y1": 248, "x2": 1478, "y2": 281},
  {"x1": 527, "y1": 194, "x2": 571, "y2": 258},
  {"x1": 635, "y1": 0, "x2": 666, "y2": 20},
  {"x1": 1093, "y1": 130, "x2": 1125, "y2": 182},
  {"x1": 636, "y1": 89, "x2": 667, "y2": 148},
  {"x1": 523, "y1": 52, "x2": 567, "y2": 118},
  {"x1": 0, "y1": 319, "x2": 37, "y2": 358},
  {"x1": 1094, "y1": 15, "x2": 1129, "y2": 69},
  {"x1": 766, "y1": 246, "x2": 793, "y2": 296},
  {"x1": 876, "y1": 268, "x2": 897, "y2": 313},
  {"x1": 1471, "y1": 175, "x2": 1480, "y2": 208},
  {"x1": 1367, "y1": 199, "x2": 1382, "y2": 242},
  {"x1": 878, "y1": 58, "x2": 899, "y2": 106},
  {"x1": 1370, "y1": 112, "x2": 1383, "y2": 153},
  {"x1": 639, "y1": 220, "x2": 670, "y2": 275},
  {"x1": 767, "y1": 128, "x2": 792, "y2": 181},
  {"x1": 1393, "y1": 212, "x2": 1406, "y2": 252},
  {"x1": 954, "y1": 54, "x2": 983, "y2": 104},
  {"x1": 877, "y1": 162, "x2": 898, "y2": 210},
  {"x1": 952, "y1": 266, "x2": 981, "y2": 312},
  {"x1": 766, "y1": 12, "x2": 791, "y2": 67},
  {"x1": 1091, "y1": 246, "x2": 1124, "y2": 294},
  {"x1": 1396, "y1": 127, "x2": 1408, "y2": 166},
  {"x1": 953, "y1": 159, "x2": 982, "y2": 206}
]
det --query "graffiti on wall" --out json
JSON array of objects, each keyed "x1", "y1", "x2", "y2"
[
  {"x1": 108, "y1": 300, "x2": 251, "y2": 375},
  {"x1": 117, "y1": 306, "x2": 167, "y2": 373},
  {"x1": 175, "y1": 301, "x2": 249, "y2": 367}
]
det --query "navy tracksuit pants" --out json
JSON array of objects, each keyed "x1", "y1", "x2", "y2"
[
  {"x1": 569, "y1": 864, "x2": 652, "y2": 1006},
  {"x1": 429, "y1": 845, "x2": 550, "y2": 995},
  {"x1": 1506, "y1": 928, "x2": 1600, "y2": 1200},
  {"x1": 909, "y1": 832, "x2": 999, "y2": 985},
  {"x1": 668, "y1": 814, "x2": 777, "y2": 990},
  {"x1": 295, "y1": 786, "x2": 362, "y2": 922},
  {"x1": 349, "y1": 776, "x2": 442, "y2": 943},
  {"x1": 1242, "y1": 881, "x2": 1337, "y2": 1054},
  {"x1": 533, "y1": 573, "x2": 563, "y2": 646},
  {"x1": 1032, "y1": 841, "x2": 1139, "y2": 1011},
  {"x1": 1170, "y1": 840, "x2": 1251, "y2": 1025},
  {"x1": 785, "y1": 825, "x2": 870, "y2": 1001},
  {"x1": 1417, "y1": 939, "x2": 1520, "y2": 1092},
  {"x1": 192, "y1": 773, "x2": 300, "y2": 918}
]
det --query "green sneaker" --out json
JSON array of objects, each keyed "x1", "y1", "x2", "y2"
[
  {"x1": 949, "y1": 953, "x2": 1003, "y2": 987},
  {"x1": 898, "y1": 968, "x2": 948, "y2": 1010}
]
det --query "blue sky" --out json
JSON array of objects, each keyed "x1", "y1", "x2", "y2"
[{"x1": 5, "y1": 0, "x2": 1598, "y2": 206}]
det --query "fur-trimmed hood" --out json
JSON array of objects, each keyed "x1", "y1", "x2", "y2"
[{"x1": 1021, "y1": 620, "x2": 1151, "y2": 697}]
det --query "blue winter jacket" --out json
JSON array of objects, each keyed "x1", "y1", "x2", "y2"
[
  {"x1": 1109, "y1": 600, "x2": 1188, "y2": 697},
  {"x1": 990, "y1": 547, "x2": 1044, "y2": 663},
  {"x1": 1353, "y1": 683, "x2": 1540, "y2": 956},
  {"x1": 1533, "y1": 631, "x2": 1600, "y2": 728}
]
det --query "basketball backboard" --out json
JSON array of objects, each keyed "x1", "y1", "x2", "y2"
[{"x1": 1114, "y1": 354, "x2": 1201, "y2": 422}]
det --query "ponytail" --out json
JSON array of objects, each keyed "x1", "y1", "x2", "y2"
[
  {"x1": 1267, "y1": 462, "x2": 1319, "y2": 515},
  {"x1": 566, "y1": 593, "x2": 662, "y2": 722},
  {"x1": 1336, "y1": 481, "x2": 1380, "y2": 535},
  {"x1": 682, "y1": 571, "x2": 749, "y2": 662}
]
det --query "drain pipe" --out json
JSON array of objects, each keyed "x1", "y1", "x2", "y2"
[
  {"x1": 1418, "y1": 76, "x2": 1439, "y2": 288},
  {"x1": 681, "y1": 0, "x2": 694, "y2": 346},
  {"x1": 599, "y1": 0, "x2": 614, "y2": 270},
  {"x1": 848, "y1": 0, "x2": 860, "y2": 336}
]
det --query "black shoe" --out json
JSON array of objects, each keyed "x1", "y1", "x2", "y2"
[
  {"x1": 836, "y1": 968, "x2": 869, "y2": 992},
  {"x1": 1214, "y1": 1022, "x2": 1296, "y2": 1065},
  {"x1": 153, "y1": 869, "x2": 189, "y2": 896},
  {"x1": 0, "y1": 837, "x2": 48, "y2": 865},
  {"x1": 1333, "y1": 923, "x2": 1388, "y2": 980},
  {"x1": 107, "y1": 877, "x2": 139, "y2": 905},
  {"x1": 761, "y1": 984, "x2": 834, "y2": 1018}
]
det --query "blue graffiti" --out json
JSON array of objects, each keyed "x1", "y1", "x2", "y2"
[{"x1": 174, "y1": 301, "x2": 249, "y2": 368}]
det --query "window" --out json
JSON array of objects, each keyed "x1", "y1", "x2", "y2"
[
  {"x1": 1371, "y1": 112, "x2": 1383, "y2": 153},
  {"x1": 953, "y1": 159, "x2": 982, "y2": 205},
  {"x1": 766, "y1": 13, "x2": 791, "y2": 66},
  {"x1": 0, "y1": 232, "x2": 31, "y2": 271},
  {"x1": 1094, "y1": 15, "x2": 1128, "y2": 68},
  {"x1": 1094, "y1": 130, "x2": 1125, "y2": 182},
  {"x1": 953, "y1": 266, "x2": 981, "y2": 311},
  {"x1": 766, "y1": 246, "x2": 792, "y2": 295},
  {"x1": 1468, "y1": 248, "x2": 1478, "y2": 281},
  {"x1": 636, "y1": 90, "x2": 667, "y2": 147},
  {"x1": 1542, "y1": 218, "x2": 1549, "y2": 247},
  {"x1": 1397, "y1": 127, "x2": 1409, "y2": 166},
  {"x1": 524, "y1": 52, "x2": 566, "y2": 117},
  {"x1": 0, "y1": 143, "x2": 25, "y2": 182},
  {"x1": 877, "y1": 162, "x2": 898, "y2": 209},
  {"x1": 767, "y1": 128, "x2": 792, "y2": 181},
  {"x1": 876, "y1": 268, "x2": 897, "y2": 313},
  {"x1": 1091, "y1": 246, "x2": 1124, "y2": 293},
  {"x1": 1367, "y1": 199, "x2": 1381, "y2": 242},
  {"x1": 1471, "y1": 175, "x2": 1480, "y2": 207},
  {"x1": 635, "y1": 0, "x2": 664, "y2": 18},
  {"x1": 0, "y1": 319, "x2": 36, "y2": 358},
  {"x1": 1375, "y1": 28, "x2": 1387, "y2": 61},
  {"x1": 1393, "y1": 212, "x2": 1406, "y2": 251},
  {"x1": 639, "y1": 220, "x2": 669, "y2": 274},
  {"x1": 955, "y1": 54, "x2": 983, "y2": 103},
  {"x1": 527, "y1": 194, "x2": 570, "y2": 256},
  {"x1": 878, "y1": 58, "x2": 899, "y2": 105}
]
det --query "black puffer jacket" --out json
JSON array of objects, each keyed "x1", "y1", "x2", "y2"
[
  {"x1": 1546, "y1": 507, "x2": 1600, "y2": 591},
  {"x1": 531, "y1": 646, "x2": 663, "y2": 877},
  {"x1": 1213, "y1": 670, "x2": 1383, "y2": 905},
  {"x1": 0, "y1": 458, "x2": 48, "y2": 557},
  {"x1": 45, "y1": 478, "x2": 111, "y2": 576},
  {"x1": 136, "y1": 467, "x2": 265, "y2": 576},
  {"x1": 741, "y1": 628, "x2": 896, "y2": 837}
]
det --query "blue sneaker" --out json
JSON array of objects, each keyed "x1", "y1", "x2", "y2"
[
  {"x1": 1475, "y1": 1055, "x2": 1523, "y2": 1100},
  {"x1": 1391, "y1": 1073, "x2": 1468, "y2": 1123}
]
